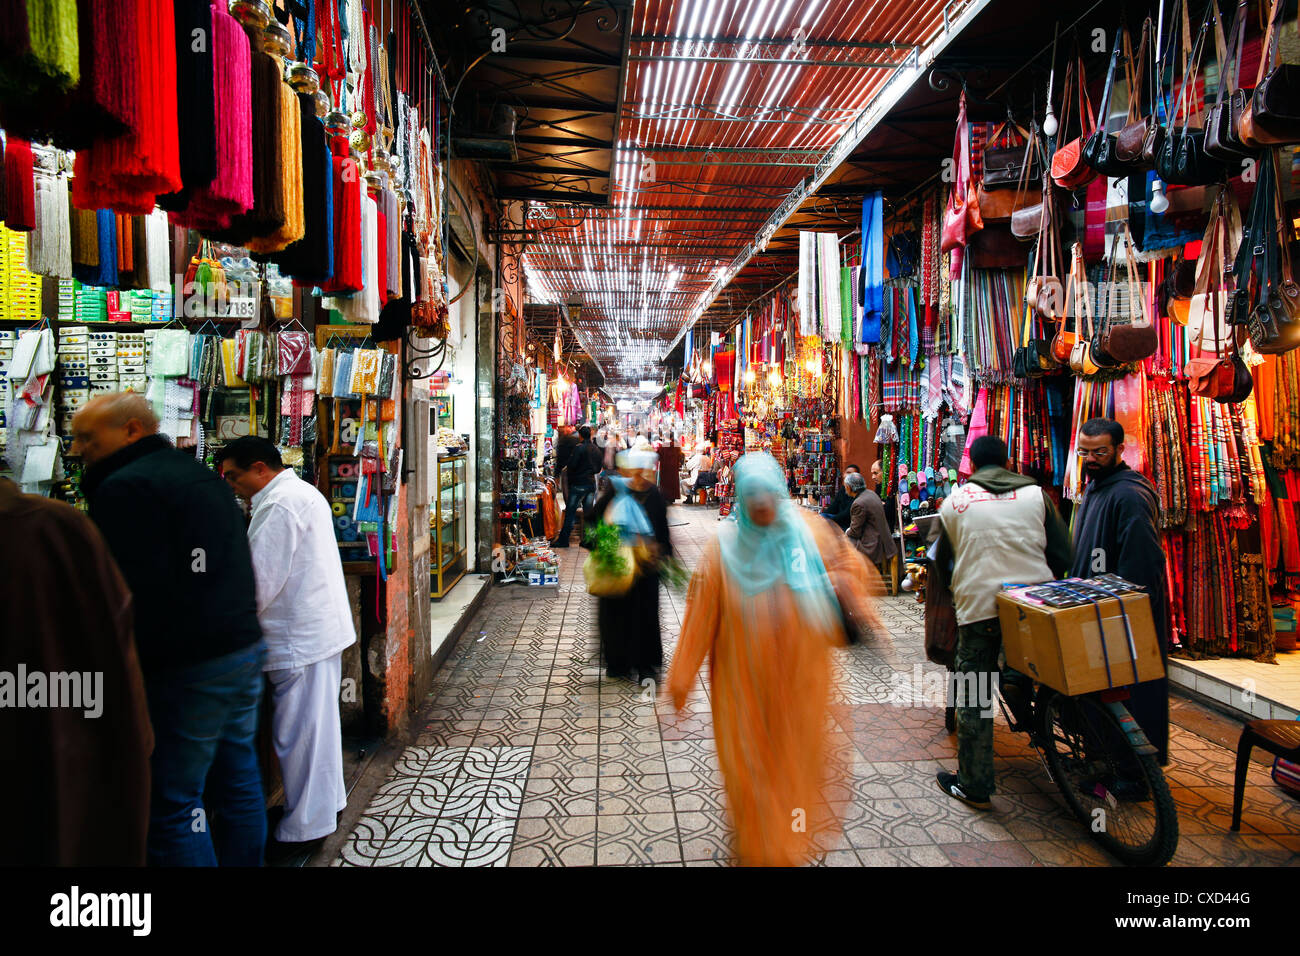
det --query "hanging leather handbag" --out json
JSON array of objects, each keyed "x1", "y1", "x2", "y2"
[
  {"x1": 1050, "y1": 58, "x2": 1100, "y2": 189},
  {"x1": 1245, "y1": 152, "x2": 1300, "y2": 354},
  {"x1": 978, "y1": 124, "x2": 1038, "y2": 221},
  {"x1": 1083, "y1": 23, "x2": 1141, "y2": 177},
  {"x1": 1204, "y1": 1, "x2": 1257, "y2": 162},
  {"x1": 1064, "y1": 243, "x2": 1093, "y2": 372},
  {"x1": 982, "y1": 117, "x2": 1040, "y2": 189},
  {"x1": 1088, "y1": 235, "x2": 1122, "y2": 370},
  {"x1": 1156, "y1": 0, "x2": 1229, "y2": 186},
  {"x1": 1239, "y1": 0, "x2": 1300, "y2": 147},
  {"x1": 941, "y1": 93, "x2": 983, "y2": 251},
  {"x1": 1010, "y1": 133, "x2": 1046, "y2": 238},
  {"x1": 1188, "y1": 191, "x2": 1242, "y2": 351},
  {"x1": 1027, "y1": 196, "x2": 1066, "y2": 325},
  {"x1": 1115, "y1": 18, "x2": 1157, "y2": 167},
  {"x1": 1102, "y1": 226, "x2": 1160, "y2": 362}
]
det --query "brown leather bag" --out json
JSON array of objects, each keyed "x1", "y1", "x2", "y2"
[
  {"x1": 1050, "y1": 58, "x2": 1099, "y2": 189},
  {"x1": 1101, "y1": 226, "x2": 1159, "y2": 362},
  {"x1": 1238, "y1": 0, "x2": 1300, "y2": 148},
  {"x1": 968, "y1": 224, "x2": 1026, "y2": 269},
  {"x1": 1027, "y1": 193, "x2": 1065, "y2": 323},
  {"x1": 978, "y1": 126, "x2": 1039, "y2": 223},
  {"x1": 1114, "y1": 17, "x2": 1156, "y2": 166}
]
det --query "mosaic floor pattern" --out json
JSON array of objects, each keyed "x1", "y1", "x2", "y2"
[{"x1": 335, "y1": 505, "x2": 1300, "y2": 867}]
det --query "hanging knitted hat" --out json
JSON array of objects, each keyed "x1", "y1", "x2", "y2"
[{"x1": 70, "y1": 0, "x2": 182, "y2": 213}]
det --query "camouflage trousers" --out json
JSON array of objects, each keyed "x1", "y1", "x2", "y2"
[{"x1": 954, "y1": 618, "x2": 1002, "y2": 799}]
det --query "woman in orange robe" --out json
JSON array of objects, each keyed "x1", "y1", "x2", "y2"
[{"x1": 668, "y1": 452, "x2": 883, "y2": 866}]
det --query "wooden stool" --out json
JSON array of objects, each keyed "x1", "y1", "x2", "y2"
[
  {"x1": 1231, "y1": 719, "x2": 1300, "y2": 830},
  {"x1": 875, "y1": 555, "x2": 900, "y2": 597}
]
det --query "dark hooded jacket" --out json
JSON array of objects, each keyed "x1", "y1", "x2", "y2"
[{"x1": 1069, "y1": 463, "x2": 1169, "y2": 763}]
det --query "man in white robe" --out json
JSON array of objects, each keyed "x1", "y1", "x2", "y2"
[{"x1": 216, "y1": 437, "x2": 355, "y2": 854}]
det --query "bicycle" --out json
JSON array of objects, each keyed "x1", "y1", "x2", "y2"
[{"x1": 999, "y1": 679, "x2": 1179, "y2": 867}]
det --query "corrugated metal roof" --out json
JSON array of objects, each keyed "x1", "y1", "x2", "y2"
[{"x1": 522, "y1": 0, "x2": 986, "y2": 384}]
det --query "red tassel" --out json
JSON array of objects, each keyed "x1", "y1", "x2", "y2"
[
  {"x1": 71, "y1": 0, "x2": 181, "y2": 214},
  {"x1": 3, "y1": 137, "x2": 36, "y2": 231},
  {"x1": 321, "y1": 135, "x2": 362, "y2": 294}
]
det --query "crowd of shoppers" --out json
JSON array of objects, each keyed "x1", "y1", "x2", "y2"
[{"x1": 10, "y1": 392, "x2": 354, "y2": 866}]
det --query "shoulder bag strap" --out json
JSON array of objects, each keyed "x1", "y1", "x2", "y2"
[
  {"x1": 1273, "y1": 150, "x2": 1296, "y2": 288},
  {"x1": 1096, "y1": 28, "x2": 1124, "y2": 132},
  {"x1": 1254, "y1": 0, "x2": 1283, "y2": 90},
  {"x1": 1058, "y1": 60, "x2": 1076, "y2": 141},
  {"x1": 1079, "y1": 52, "x2": 1096, "y2": 137},
  {"x1": 1126, "y1": 20, "x2": 1146, "y2": 125}
]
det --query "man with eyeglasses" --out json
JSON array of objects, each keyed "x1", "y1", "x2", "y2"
[{"x1": 1070, "y1": 417, "x2": 1170, "y2": 766}]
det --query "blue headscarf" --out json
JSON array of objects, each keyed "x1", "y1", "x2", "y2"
[
  {"x1": 717, "y1": 452, "x2": 839, "y2": 629},
  {"x1": 605, "y1": 474, "x2": 652, "y2": 540}
]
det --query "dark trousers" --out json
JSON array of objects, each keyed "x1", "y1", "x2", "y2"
[
  {"x1": 954, "y1": 619, "x2": 1003, "y2": 799},
  {"x1": 557, "y1": 483, "x2": 594, "y2": 544},
  {"x1": 145, "y1": 642, "x2": 267, "y2": 866}
]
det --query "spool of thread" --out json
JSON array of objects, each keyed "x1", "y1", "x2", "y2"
[
  {"x1": 336, "y1": 461, "x2": 357, "y2": 478},
  {"x1": 331, "y1": 501, "x2": 346, "y2": 516},
  {"x1": 340, "y1": 482, "x2": 356, "y2": 498}
]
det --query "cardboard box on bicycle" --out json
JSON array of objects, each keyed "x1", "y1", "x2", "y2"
[{"x1": 995, "y1": 578, "x2": 1164, "y2": 697}]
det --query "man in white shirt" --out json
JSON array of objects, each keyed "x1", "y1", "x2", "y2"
[{"x1": 217, "y1": 437, "x2": 356, "y2": 853}]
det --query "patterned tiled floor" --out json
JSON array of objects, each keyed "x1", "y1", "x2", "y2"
[{"x1": 335, "y1": 505, "x2": 1300, "y2": 867}]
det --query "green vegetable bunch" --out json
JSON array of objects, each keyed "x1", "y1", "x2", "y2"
[
  {"x1": 583, "y1": 521, "x2": 629, "y2": 577},
  {"x1": 659, "y1": 556, "x2": 690, "y2": 592}
]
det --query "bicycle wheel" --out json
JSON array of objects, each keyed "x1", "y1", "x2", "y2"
[{"x1": 1036, "y1": 689, "x2": 1179, "y2": 866}]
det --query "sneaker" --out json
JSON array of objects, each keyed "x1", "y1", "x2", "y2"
[{"x1": 935, "y1": 770, "x2": 991, "y2": 810}]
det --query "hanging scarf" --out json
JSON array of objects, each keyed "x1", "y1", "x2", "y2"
[{"x1": 860, "y1": 191, "x2": 884, "y2": 344}]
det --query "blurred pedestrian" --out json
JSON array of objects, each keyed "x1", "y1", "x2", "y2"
[
  {"x1": 216, "y1": 437, "x2": 356, "y2": 858},
  {"x1": 587, "y1": 449, "x2": 672, "y2": 683},
  {"x1": 0, "y1": 478, "x2": 153, "y2": 865},
  {"x1": 72, "y1": 392, "x2": 265, "y2": 866},
  {"x1": 667, "y1": 452, "x2": 883, "y2": 866},
  {"x1": 552, "y1": 424, "x2": 601, "y2": 548},
  {"x1": 657, "y1": 433, "x2": 683, "y2": 503}
]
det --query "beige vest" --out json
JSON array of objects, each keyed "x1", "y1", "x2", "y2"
[{"x1": 939, "y1": 482, "x2": 1055, "y2": 625}]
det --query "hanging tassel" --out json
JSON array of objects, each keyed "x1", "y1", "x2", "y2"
[
  {"x1": 0, "y1": 0, "x2": 79, "y2": 97},
  {"x1": 168, "y1": 2, "x2": 252, "y2": 231},
  {"x1": 27, "y1": 145, "x2": 71, "y2": 278},
  {"x1": 276, "y1": 92, "x2": 333, "y2": 284},
  {"x1": 158, "y1": 0, "x2": 216, "y2": 209},
  {"x1": 72, "y1": 207, "x2": 116, "y2": 286},
  {"x1": 70, "y1": 0, "x2": 181, "y2": 213},
  {"x1": 245, "y1": 58, "x2": 304, "y2": 253},
  {"x1": 69, "y1": 203, "x2": 97, "y2": 268},
  {"x1": 3, "y1": 137, "x2": 36, "y2": 231},
  {"x1": 2, "y1": 0, "x2": 139, "y2": 149},
  {"x1": 320, "y1": 133, "x2": 361, "y2": 294},
  {"x1": 211, "y1": 44, "x2": 286, "y2": 245}
]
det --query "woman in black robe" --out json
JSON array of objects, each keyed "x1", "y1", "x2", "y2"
[{"x1": 586, "y1": 453, "x2": 673, "y2": 684}]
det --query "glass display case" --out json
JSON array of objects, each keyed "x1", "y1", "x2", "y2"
[{"x1": 431, "y1": 453, "x2": 467, "y2": 598}]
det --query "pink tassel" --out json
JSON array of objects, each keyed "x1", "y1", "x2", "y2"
[{"x1": 169, "y1": 3, "x2": 252, "y2": 230}]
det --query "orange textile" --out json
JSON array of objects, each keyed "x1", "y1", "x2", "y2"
[
  {"x1": 668, "y1": 512, "x2": 883, "y2": 866},
  {"x1": 1255, "y1": 354, "x2": 1276, "y2": 442}
]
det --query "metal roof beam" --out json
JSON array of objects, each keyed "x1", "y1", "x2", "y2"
[
  {"x1": 627, "y1": 53, "x2": 900, "y2": 68},
  {"x1": 630, "y1": 34, "x2": 909, "y2": 52}
]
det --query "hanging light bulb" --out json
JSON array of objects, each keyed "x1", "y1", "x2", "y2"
[
  {"x1": 805, "y1": 356, "x2": 821, "y2": 376},
  {"x1": 1149, "y1": 178, "x2": 1170, "y2": 215},
  {"x1": 743, "y1": 368, "x2": 757, "y2": 385},
  {"x1": 767, "y1": 369, "x2": 782, "y2": 387},
  {"x1": 1042, "y1": 106, "x2": 1058, "y2": 138}
]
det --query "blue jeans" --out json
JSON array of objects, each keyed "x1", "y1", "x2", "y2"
[
  {"x1": 145, "y1": 642, "x2": 267, "y2": 866},
  {"x1": 557, "y1": 483, "x2": 594, "y2": 544}
]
